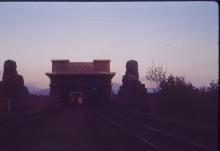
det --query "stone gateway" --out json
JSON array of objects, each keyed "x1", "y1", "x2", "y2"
[{"x1": 46, "y1": 59, "x2": 115, "y2": 107}]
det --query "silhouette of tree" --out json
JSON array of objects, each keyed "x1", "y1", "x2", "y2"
[
  {"x1": 208, "y1": 80, "x2": 219, "y2": 93},
  {"x1": 145, "y1": 63, "x2": 218, "y2": 125},
  {"x1": 160, "y1": 75, "x2": 195, "y2": 94},
  {"x1": 145, "y1": 63, "x2": 167, "y2": 88},
  {"x1": 145, "y1": 63, "x2": 194, "y2": 92}
]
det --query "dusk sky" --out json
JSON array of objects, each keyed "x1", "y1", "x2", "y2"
[{"x1": 0, "y1": 2, "x2": 218, "y2": 89}]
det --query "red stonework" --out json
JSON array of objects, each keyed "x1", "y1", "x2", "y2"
[{"x1": 46, "y1": 59, "x2": 115, "y2": 105}]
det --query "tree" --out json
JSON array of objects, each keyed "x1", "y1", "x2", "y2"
[
  {"x1": 160, "y1": 75, "x2": 196, "y2": 96},
  {"x1": 146, "y1": 63, "x2": 195, "y2": 92},
  {"x1": 145, "y1": 63, "x2": 218, "y2": 124},
  {"x1": 145, "y1": 63, "x2": 167, "y2": 88},
  {"x1": 208, "y1": 80, "x2": 219, "y2": 92}
]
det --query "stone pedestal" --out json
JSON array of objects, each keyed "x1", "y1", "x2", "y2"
[
  {"x1": 0, "y1": 60, "x2": 29, "y2": 112},
  {"x1": 118, "y1": 60, "x2": 147, "y2": 112},
  {"x1": 0, "y1": 97, "x2": 11, "y2": 112}
]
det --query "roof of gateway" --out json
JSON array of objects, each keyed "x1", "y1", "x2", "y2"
[{"x1": 46, "y1": 59, "x2": 115, "y2": 75}]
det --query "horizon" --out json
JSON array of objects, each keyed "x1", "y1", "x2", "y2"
[{"x1": 0, "y1": 2, "x2": 218, "y2": 89}]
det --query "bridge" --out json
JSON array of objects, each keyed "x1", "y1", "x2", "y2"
[{"x1": 0, "y1": 59, "x2": 218, "y2": 151}]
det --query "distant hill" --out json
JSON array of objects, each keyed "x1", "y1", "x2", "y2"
[
  {"x1": 25, "y1": 83, "x2": 159, "y2": 96},
  {"x1": 111, "y1": 83, "x2": 160, "y2": 94},
  {"x1": 147, "y1": 88, "x2": 160, "y2": 93},
  {"x1": 26, "y1": 83, "x2": 120, "y2": 96},
  {"x1": 25, "y1": 84, "x2": 49, "y2": 96},
  {"x1": 112, "y1": 83, "x2": 121, "y2": 94},
  {"x1": 36, "y1": 89, "x2": 50, "y2": 96}
]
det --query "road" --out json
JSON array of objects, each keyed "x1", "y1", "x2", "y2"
[
  {"x1": 1, "y1": 108, "x2": 105, "y2": 151},
  {"x1": 1, "y1": 106, "x2": 216, "y2": 151}
]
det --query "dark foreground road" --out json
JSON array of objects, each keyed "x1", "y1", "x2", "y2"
[
  {"x1": 24, "y1": 109, "x2": 103, "y2": 151},
  {"x1": 1, "y1": 108, "x2": 106, "y2": 151},
  {"x1": 1, "y1": 107, "x2": 216, "y2": 151}
]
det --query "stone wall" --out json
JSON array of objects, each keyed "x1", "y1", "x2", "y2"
[{"x1": 51, "y1": 59, "x2": 111, "y2": 74}]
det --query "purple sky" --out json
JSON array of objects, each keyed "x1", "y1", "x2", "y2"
[{"x1": 0, "y1": 2, "x2": 218, "y2": 88}]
